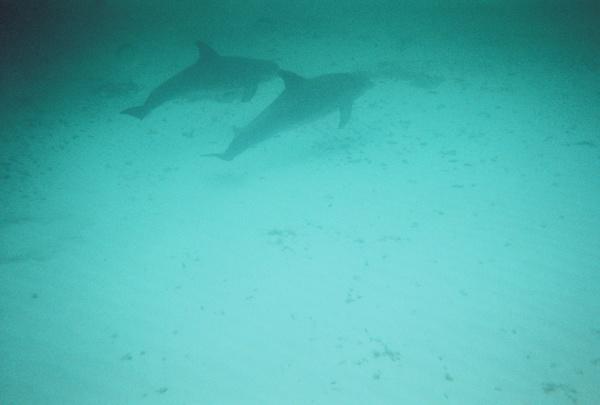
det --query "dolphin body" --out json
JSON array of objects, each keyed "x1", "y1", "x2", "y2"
[
  {"x1": 202, "y1": 70, "x2": 372, "y2": 161},
  {"x1": 121, "y1": 42, "x2": 279, "y2": 119}
]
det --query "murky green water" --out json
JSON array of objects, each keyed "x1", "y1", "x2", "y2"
[{"x1": 1, "y1": 1, "x2": 599, "y2": 403}]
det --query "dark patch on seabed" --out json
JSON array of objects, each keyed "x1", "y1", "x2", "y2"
[{"x1": 1, "y1": 0, "x2": 600, "y2": 404}]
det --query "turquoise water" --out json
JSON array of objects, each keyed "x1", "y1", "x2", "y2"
[{"x1": 1, "y1": 1, "x2": 599, "y2": 403}]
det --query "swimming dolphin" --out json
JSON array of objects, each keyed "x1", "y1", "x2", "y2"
[
  {"x1": 121, "y1": 41, "x2": 279, "y2": 119},
  {"x1": 202, "y1": 70, "x2": 372, "y2": 161}
]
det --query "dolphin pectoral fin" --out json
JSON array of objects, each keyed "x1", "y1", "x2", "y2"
[
  {"x1": 241, "y1": 84, "x2": 257, "y2": 102},
  {"x1": 339, "y1": 103, "x2": 353, "y2": 128},
  {"x1": 121, "y1": 105, "x2": 148, "y2": 120}
]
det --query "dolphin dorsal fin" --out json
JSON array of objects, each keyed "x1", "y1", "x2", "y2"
[
  {"x1": 196, "y1": 41, "x2": 219, "y2": 59},
  {"x1": 279, "y1": 70, "x2": 305, "y2": 90}
]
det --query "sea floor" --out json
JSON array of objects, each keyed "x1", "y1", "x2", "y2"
[{"x1": 1, "y1": 3, "x2": 599, "y2": 404}]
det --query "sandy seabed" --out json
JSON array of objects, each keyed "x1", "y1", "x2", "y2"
[{"x1": 1, "y1": 2, "x2": 599, "y2": 404}]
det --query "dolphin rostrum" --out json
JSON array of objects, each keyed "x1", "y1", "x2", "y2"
[
  {"x1": 121, "y1": 42, "x2": 279, "y2": 119},
  {"x1": 202, "y1": 69, "x2": 372, "y2": 161}
]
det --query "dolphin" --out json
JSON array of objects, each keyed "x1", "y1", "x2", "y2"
[
  {"x1": 202, "y1": 69, "x2": 372, "y2": 161},
  {"x1": 121, "y1": 41, "x2": 279, "y2": 119}
]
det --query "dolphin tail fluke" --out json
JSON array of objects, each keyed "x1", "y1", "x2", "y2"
[
  {"x1": 199, "y1": 152, "x2": 234, "y2": 162},
  {"x1": 121, "y1": 106, "x2": 148, "y2": 120}
]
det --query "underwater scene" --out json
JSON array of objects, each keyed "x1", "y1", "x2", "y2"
[{"x1": 1, "y1": 0, "x2": 599, "y2": 403}]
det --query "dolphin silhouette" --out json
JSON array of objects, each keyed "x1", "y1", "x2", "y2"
[
  {"x1": 121, "y1": 42, "x2": 278, "y2": 119},
  {"x1": 202, "y1": 69, "x2": 372, "y2": 161}
]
